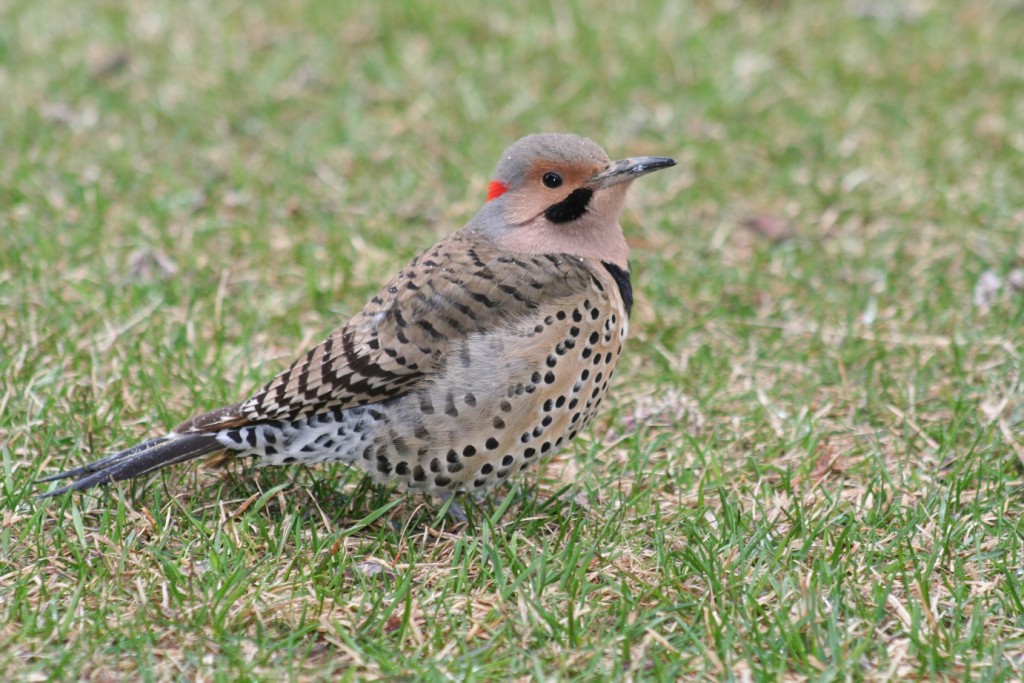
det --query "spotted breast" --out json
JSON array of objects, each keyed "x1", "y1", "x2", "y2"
[
  {"x1": 213, "y1": 236, "x2": 632, "y2": 495},
  {"x1": 38, "y1": 133, "x2": 673, "y2": 501}
]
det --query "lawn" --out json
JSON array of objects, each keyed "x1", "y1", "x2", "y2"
[{"x1": 2, "y1": 0, "x2": 1023, "y2": 680}]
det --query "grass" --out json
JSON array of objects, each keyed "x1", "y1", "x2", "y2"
[{"x1": 2, "y1": 0, "x2": 1024, "y2": 679}]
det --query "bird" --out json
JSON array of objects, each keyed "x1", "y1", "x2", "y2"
[{"x1": 38, "y1": 133, "x2": 676, "y2": 502}]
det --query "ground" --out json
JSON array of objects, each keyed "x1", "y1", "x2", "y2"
[{"x1": 1, "y1": 0, "x2": 1023, "y2": 680}]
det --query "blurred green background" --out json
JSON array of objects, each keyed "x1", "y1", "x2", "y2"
[{"x1": 2, "y1": 1, "x2": 1023, "y2": 680}]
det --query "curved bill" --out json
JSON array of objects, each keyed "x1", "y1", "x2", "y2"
[{"x1": 587, "y1": 156, "x2": 677, "y2": 189}]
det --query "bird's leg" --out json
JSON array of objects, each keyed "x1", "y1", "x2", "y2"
[
  {"x1": 519, "y1": 483, "x2": 585, "y2": 515},
  {"x1": 437, "y1": 492, "x2": 468, "y2": 525}
]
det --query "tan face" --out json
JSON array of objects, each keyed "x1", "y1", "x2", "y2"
[
  {"x1": 501, "y1": 158, "x2": 607, "y2": 226},
  {"x1": 473, "y1": 133, "x2": 675, "y2": 269}
]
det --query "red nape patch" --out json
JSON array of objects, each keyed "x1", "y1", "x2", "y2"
[{"x1": 486, "y1": 181, "x2": 508, "y2": 202}]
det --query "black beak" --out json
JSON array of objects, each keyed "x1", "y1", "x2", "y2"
[{"x1": 586, "y1": 156, "x2": 677, "y2": 189}]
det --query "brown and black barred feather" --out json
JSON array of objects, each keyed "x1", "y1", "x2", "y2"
[
  {"x1": 39, "y1": 235, "x2": 596, "y2": 495},
  {"x1": 182, "y1": 233, "x2": 591, "y2": 429}
]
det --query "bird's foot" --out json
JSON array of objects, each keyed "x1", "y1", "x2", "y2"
[{"x1": 437, "y1": 493, "x2": 469, "y2": 526}]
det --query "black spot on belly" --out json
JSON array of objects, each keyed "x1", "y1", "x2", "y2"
[{"x1": 444, "y1": 393, "x2": 459, "y2": 417}]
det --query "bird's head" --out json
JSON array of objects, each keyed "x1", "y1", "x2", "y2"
[{"x1": 471, "y1": 133, "x2": 675, "y2": 269}]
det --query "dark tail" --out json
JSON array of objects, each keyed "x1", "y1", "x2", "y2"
[{"x1": 37, "y1": 433, "x2": 223, "y2": 499}]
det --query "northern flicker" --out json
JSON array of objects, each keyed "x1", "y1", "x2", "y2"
[{"x1": 38, "y1": 133, "x2": 675, "y2": 500}]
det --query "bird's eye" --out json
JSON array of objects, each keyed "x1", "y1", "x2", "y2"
[{"x1": 542, "y1": 172, "x2": 563, "y2": 189}]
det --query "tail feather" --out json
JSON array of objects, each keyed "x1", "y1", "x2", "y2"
[
  {"x1": 37, "y1": 433, "x2": 224, "y2": 499},
  {"x1": 36, "y1": 436, "x2": 173, "y2": 483}
]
